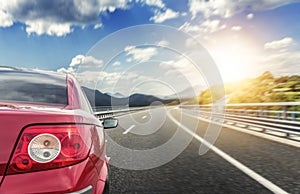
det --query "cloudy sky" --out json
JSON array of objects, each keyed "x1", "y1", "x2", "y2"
[{"x1": 1, "y1": 0, "x2": 300, "y2": 96}]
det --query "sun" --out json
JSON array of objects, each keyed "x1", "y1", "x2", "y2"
[
  {"x1": 213, "y1": 49, "x2": 247, "y2": 82},
  {"x1": 206, "y1": 34, "x2": 260, "y2": 83}
]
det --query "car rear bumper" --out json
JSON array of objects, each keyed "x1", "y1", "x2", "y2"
[
  {"x1": 0, "y1": 157, "x2": 107, "y2": 194},
  {"x1": 68, "y1": 185, "x2": 93, "y2": 194}
]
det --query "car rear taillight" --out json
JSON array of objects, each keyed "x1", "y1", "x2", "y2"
[
  {"x1": 7, "y1": 124, "x2": 93, "y2": 175},
  {"x1": 28, "y1": 133, "x2": 61, "y2": 163}
]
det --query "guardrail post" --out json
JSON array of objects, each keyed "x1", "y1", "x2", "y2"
[
  {"x1": 282, "y1": 106, "x2": 287, "y2": 120},
  {"x1": 266, "y1": 110, "x2": 269, "y2": 118},
  {"x1": 277, "y1": 112, "x2": 280, "y2": 119},
  {"x1": 263, "y1": 110, "x2": 267, "y2": 118},
  {"x1": 243, "y1": 109, "x2": 247, "y2": 116},
  {"x1": 291, "y1": 113, "x2": 296, "y2": 121},
  {"x1": 259, "y1": 107, "x2": 263, "y2": 117}
]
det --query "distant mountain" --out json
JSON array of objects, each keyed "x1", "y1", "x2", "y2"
[
  {"x1": 82, "y1": 87, "x2": 179, "y2": 107},
  {"x1": 164, "y1": 85, "x2": 203, "y2": 100},
  {"x1": 82, "y1": 87, "x2": 112, "y2": 107},
  {"x1": 128, "y1": 93, "x2": 165, "y2": 107},
  {"x1": 105, "y1": 92, "x2": 125, "y2": 98}
]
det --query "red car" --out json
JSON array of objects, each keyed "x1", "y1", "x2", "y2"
[{"x1": 0, "y1": 67, "x2": 117, "y2": 193}]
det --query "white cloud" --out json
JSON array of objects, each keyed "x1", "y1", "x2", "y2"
[
  {"x1": 157, "y1": 40, "x2": 170, "y2": 47},
  {"x1": 247, "y1": 13, "x2": 254, "y2": 19},
  {"x1": 112, "y1": 61, "x2": 121, "y2": 66},
  {"x1": 185, "y1": 38, "x2": 199, "y2": 50},
  {"x1": 189, "y1": 0, "x2": 234, "y2": 19},
  {"x1": 25, "y1": 20, "x2": 73, "y2": 37},
  {"x1": 66, "y1": 55, "x2": 103, "y2": 74},
  {"x1": 78, "y1": 55, "x2": 103, "y2": 68},
  {"x1": 57, "y1": 55, "x2": 105, "y2": 86},
  {"x1": 150, "y1": 8, "x2": 180, "y2": 23},
  {"x1": 58, "y1": 54, "x2": 121, "y2": 88},
  {"x1": 0, "y1": 9, "x2": 13, "y2": 27},
  {"x1": 58, "y1": 53, "x2": 205, "y2": 96},
  {"x1": 0, "y1": 0, "x2": 177, "y2": 36},
  {"x1": 264, "y1": 37, "x2": 294, "y2": 50},
  {"x1": 125, "y1": 46, "x2": 158, "y2": 63},
  {"x1": 260, "y1": 50, "x2": 300, "y2": 76},
  {"x1": 75, "y1": 71, "x2": 123, "y2": 88},
  {"x1": 179, "y1": 19, "x2": 226, "y2": 34},
  {"x1": 179, "y1": 22, "x2": 202, "y2": 33},
  {"x1": 104, "y1": 72, "x2": 152, "y2": 96},
  {"x1": 57, "y1": 67, "x2": 75, "y2": 74},
  {"x1": 126, "y1": 58, "x2": 133, "y2": 62},
  {"x1": 70, "y1": 55, "x2": 85, "y2": 67},
  {"x1": 160, "y1": 58, "x2": 197, "y2": 80},
  {"x1": 181, "y1": 12, "x2": 188, "y2": 17},
  {"x1": 74, "y1": 69, "x2": 151, "y2": 96},
  {"x1": 201, "y1": 19, "x2": 226, "y2": 33},
  {"x1": 137, "y1": 0, "x2": 165, "y2": 8},
  {"x1": 93, "y1": 23, "x2": 103, "y2": 29},
  {"x1": 231, "y1": 26, "x2": 242, "y2": 31},
  {"x1": 159, "y1": 57, "x2": 206, "y2": 91},
  {"x1": 188, "y1": 0, "x2": 299, "y2": 19},
  {"x1": 0, "y1": 0, "x2": 130, "y2": 36},
  {"x1": 160, "y1": 59, "x2": 188, "y2": 72}
]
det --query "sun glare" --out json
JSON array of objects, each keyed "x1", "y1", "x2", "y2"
[
  {"x1": 207, "y1": 34, "x2": 260, "y2": 83},
  {"x1": 213, "y1": 49, "x2": 247, "y2": 82}
]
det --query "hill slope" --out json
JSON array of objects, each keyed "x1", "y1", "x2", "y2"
[{"x1": 198, "y1": 71, "x2": 300, "y2": 105}]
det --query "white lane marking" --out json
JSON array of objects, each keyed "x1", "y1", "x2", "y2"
[
  {"x1": 142, "y1": 115, "x2": 147, "y2": 119},
  {"x1": 167, "y1": 109, "x2": 289, "y2": 194},
  {"x1": 123, "y1": 125, "x2": 135, "y2": 135},
  {"x1": 182, "y1": 109, "x2": 300, "y2": 148}
]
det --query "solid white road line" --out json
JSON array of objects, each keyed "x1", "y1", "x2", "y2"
[
  {"x1": 167, "y1": 109, "x2": 289, "y2": 194},
  {"x1": 123, "y1": 125, "x2": 135, "y2": 135}
]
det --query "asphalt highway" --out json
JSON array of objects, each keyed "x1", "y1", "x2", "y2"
[{"x1": 105, "y1": 107, "x2": 300, "y2": 194}]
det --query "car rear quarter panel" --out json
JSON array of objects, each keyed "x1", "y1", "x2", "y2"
[
  {"x1": 0, "y1": 73, "x2": 107, "y2": 193},
  {"x1": 0, "y1": 156, "x2": 105, "y2": 194}
]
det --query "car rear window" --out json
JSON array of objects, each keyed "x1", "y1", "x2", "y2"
[{"x1": 0, "y1": 70, "x2": 68, "y2": 105}]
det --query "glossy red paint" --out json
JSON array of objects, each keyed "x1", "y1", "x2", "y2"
[{"x1": 0, "y1": 71, "x2": 108, "y2": 193}]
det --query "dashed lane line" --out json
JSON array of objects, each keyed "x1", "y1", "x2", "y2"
[{"x1": 123, "y1": 125, "x2": 135, "y2": 135}]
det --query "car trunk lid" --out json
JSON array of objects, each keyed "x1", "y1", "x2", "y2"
[{"x1": 0, "y1": 102, "x2": 94, "y2": 184}]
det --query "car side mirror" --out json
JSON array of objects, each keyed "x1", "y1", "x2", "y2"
[{"x1": 103, "y1": 118, "x2": 118, "y2": 129}]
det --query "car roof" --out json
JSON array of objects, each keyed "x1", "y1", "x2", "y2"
[{"x1": 0, "y1": 66, "x2": 67, "y2": 79}]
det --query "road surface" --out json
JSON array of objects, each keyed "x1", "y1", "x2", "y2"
[{"x1": 105, "y1": 107, "x2": 300, "y2": 194}]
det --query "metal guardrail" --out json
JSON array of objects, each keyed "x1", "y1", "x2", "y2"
[
  {"x1": 93, "y1": 106, "x2": 129, "y2": 112},
  {"x1": 93, "y1": 106, "x2": 151, "y2": 119},
  {"x1": 93, "y1": 105, "x2": 177, "y2": 119},
  {"x1": 199, "y1": 102, "x2": 300, "y2": 121},
  {"x1": 93, "y1": 103, "x2": 300, "y2": 140},
  {"x1": 181, "y1": 102, "x2": 300, "y2": 140}
]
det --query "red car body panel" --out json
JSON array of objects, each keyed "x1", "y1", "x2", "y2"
[
  {"x1": 0, "y1": 70, "x2": 108, "y2": 193},
  {"x1": 1, "y1": 157, "x2": 105, "y2": 193}
]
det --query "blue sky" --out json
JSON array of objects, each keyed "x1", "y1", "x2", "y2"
[{"x1": 1, "y1": 0, "x2": 300, "y2": 95}]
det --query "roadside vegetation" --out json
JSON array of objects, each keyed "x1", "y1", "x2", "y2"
[{"x1": 198, "y1": 72, "x2": 300, "y2": 111}]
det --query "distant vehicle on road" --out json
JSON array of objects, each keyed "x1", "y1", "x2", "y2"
[{"x1": 0, "y1": 67, "x2": 117, "y2": 193}]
